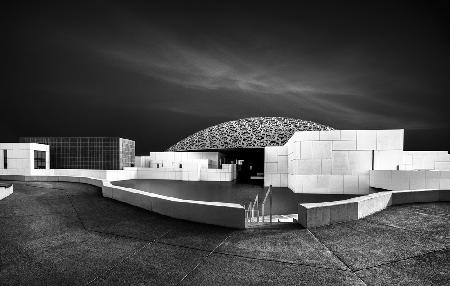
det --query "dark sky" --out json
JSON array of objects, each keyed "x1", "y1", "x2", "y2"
[{"x1": 2, "y1": 1, "x2": 450, "y2": 154}]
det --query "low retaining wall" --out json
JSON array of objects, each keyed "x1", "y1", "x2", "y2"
[
  {"x1": 0, "y1": 175, "x2": 245, "y2": 229},
  {"x1": 298, "y1": 189, "x2": 450, "y2": 228},
  {"x1": 0, "y1": 183, "x2": 13, "y2": 200}
]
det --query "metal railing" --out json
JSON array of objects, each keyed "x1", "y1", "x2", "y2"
[
  {"x1": 245, "y1": 185, "x2": 272, "y2": 224},
  {"x1": 261, "y1": 184, "x2": 273, "y2": 223}
]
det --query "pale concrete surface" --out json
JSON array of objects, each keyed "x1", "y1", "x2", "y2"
[{"x1": 1, "y1": 181, "x2": 449, "y2": 285}]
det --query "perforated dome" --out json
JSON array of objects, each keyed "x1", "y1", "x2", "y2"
[{"x1": 167, "y1": 117, "x2": 333, "y2": 151}]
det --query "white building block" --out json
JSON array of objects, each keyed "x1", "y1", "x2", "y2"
[
  {"x1": 265, "y1": 147, "x2": 279, "y2": 162},
  {"x1": 317, "y1": 175, "x2": 344, "y2": 194},
  {"x1": 341, "y1": 130, "x2": 356, "y2": 141},
  {"x1": 374, "y1": 150, "x2": 403, "y2": 170},
  {"x1": 391, "y1": 171, "x2": 410, "y2": 191},
  {"x1": 358, "y1": 175, "x2": 370, "y2": 194},
  {"x1": 348, "y1": 151, "x2": 372, "y2": 175},
  {"x1": 312, "y1": 141, "x2": 332, "y2": 159},
  {"x1": 425, "y1": 171, "x2": 440, "y2": 189},
  {"x1": 271, "y1": 174, "x2": 281, "y2": 187},
  {"x1": 300, "y1": 141, "x2": 313, "y2": 159},
  {"x1": 357, "y1": 130, "x2": 377, "y2": 150},
  {"x1": 376, "y1": 129, "x2": 404, "y2": 150},
  {"x1": 293, "y1": 142, "x2": 300, "y2": 160},
  {"x1": 332, "y1": 151, "x2": 349, "y2": 175},
  {"x1": 297, "y1": 131, "x2": 320, "y2": 141},
  {"x1": 409, "y1": 171, "x2": 426, "y2": 189},
  {"x1": 277, "y1": 146, "x2": 288, "y2": 156},
  {"x1": 298, "y1": 159, "x2": 321, "y2": 175},
  {"x1": 435, "y1": 161, "x2": 450, "y2": 171},
  {"x1": 264, "y1": 162, "x2": 278, "y2": 173},
  {"x1": 280, "y1": 174, "x2": 288, "y2": 187},
  {"x1": 278, "y1": 156, "x2": 288, "y2": 173},
  {"x1": 298, "y1": 175, "x2": 315, "y2": 193},
  {"x1": 319, "y1": 130, "x2": 340, "y2": 141},
  {"x1": 344, "y1": 175, "x2": 359, "y2": 194},
  {"x1": 321, "y1": 159, "x2": 332, "y2": 175},
  {"x1": 332, "y1": 140, "x2": 356, "y2": 151}
]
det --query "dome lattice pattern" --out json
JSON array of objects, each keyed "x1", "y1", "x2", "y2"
[{"x1": 167, "y1": 117, "x2": 333, "y2": 151}]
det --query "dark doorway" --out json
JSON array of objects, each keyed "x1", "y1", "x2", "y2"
[{"x1": 218, "y1": 148, "x2": 264, "y2": 185}]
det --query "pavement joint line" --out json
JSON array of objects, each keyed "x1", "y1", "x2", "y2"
[
  {"x1": 66, "y1": 194, "x2": 88, "y2": 231},
  {"x1": 154, "y1": 240, "x2": 223, "y2": 253},
  {"x1": 211, "y1": 250, "x2": 350, "y2": 272},
  {"x1": 306, "y1": 229, "x2": 354, "y2": 271},
  {"x1": 177, "y1": 234, "x2": 231, "y2": 285},
  {"x1": 84, "y1": 229, "x2": 172, "y2": 286},
  {"x1": 306, "y1": 228, "x2": 369, "y2": 285},
  {"x1": 353, "y1": 247, "x2": 449, "y2": 274}
]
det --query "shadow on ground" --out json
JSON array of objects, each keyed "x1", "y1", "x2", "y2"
[{"x1": 1, "y1": 181, "x2": 449, "y2": 285}]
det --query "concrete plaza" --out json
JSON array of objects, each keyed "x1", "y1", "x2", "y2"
[{"x1": 1, "y1": 181, "x2": 449, "y2": 285}]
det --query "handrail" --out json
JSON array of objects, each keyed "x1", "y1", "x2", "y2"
[{"x1": 261, "y1": 185, "x2": 273, "y2": 223}]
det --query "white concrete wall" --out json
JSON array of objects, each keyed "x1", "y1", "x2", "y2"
[
  {"x1": 0, "y1": 143, "x2": 50, "y2": 176},
  {"x1": 298, "y1": 188, "x2": 449, "y2": 228},
  {"x1": 399, "y1": 151, "x2": 450, "y2": 170},
  {"x1": 370, "y1": 170, "x2": 450, "y2": 191},
  {"x1": 149, "y1": 151, "x2": 221, "y2": 169},
  {"x1": 264, "y1": 146, "x2": 288, "y2": 187},
  {"x1": 280, "y1": 130, "x2": 404, "y2": 195}
]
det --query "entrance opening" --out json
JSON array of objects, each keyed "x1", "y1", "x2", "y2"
[{"x1": 218, "y1": 148, "x2": 264, "y2": 185}]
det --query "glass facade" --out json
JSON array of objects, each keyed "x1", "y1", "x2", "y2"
[
  {"x1": 20, "y1": 137, "x2": 135, "y2": 170},
  {"x1": 34, "y1": 150, "x2": 46, "y2": 169}
]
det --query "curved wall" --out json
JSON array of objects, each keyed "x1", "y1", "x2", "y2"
[{"x1": 0, "y1": 175, "x2": 246, "y2": 229}]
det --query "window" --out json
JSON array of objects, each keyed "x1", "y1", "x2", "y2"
[
  {"x1": 34, "y1": 150, "x2": 46, "y2": 169},
  {"x1": 3, "y1": 150, "x2": 7, "y2": 169}
]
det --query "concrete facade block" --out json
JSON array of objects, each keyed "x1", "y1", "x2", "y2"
[
  {"x1": 409, "y1": 171, "x2": 426, "y2": 190},
  {"x1": 280, "y1": 174, "x2": 288, "y2": 187},
  {"x1": 341, "y1": 130, "x2": 356, "y2": 141},
  {"x1": 374, "y1": 150, "x2": 403, "y2": 170},
  {"x1": 344, "y1": 175, "x2": 359, "y2": 194},
  {"x1": 298, "y1": 159, "x2": 321, "y2": 175},
  {"x1": 332, "y1": 140, "x2": 356, "y2": 151},
  {"x1": 358, "y1": 175, "x2": 370, "y2": 194},
  {"x1": 317, "y1": 175, "x2": 344, "y2": 194},
  {"x1": 425, "y1": 171, "x2": 440, "y2": 189},
  {"x1": 278, "y1": 156, "x2": 288, "y2": 173},
  {"x1": 435, "y1": 161, "x2": 450, "y2": 171},
  {"x1": 391, "y1": 171, "x2": 410, "y2": 191},
  {"x1": 321, "y1": 159, "x2": 332, "y2": 175},
  {"x1": 348, "y1": 151, "x2": 372, "y2": 175},
  {"x1": 300, "y1": 141, "x2": 313, "y2": 159},
  {"x1": 319, "y1": 130, "x2": 340, "y2": 141},
  {"x1": 297, "y1": 131, "x2": 320, "y2": 141},
  {"x1": 264, "y1": 163, "x2": 278, "y2": 173},
  {"x1": 312, "y1": 141, "x2": 332, "y2": 159},
  {"x1": 264, "y1": 147, "x2": 278, "y2": 162},
  {"x1": 376, "y1": 129, "x2": 404, "y2": 150},
  {"x1": 332, "y1": 151, "x2": 349, "y2": 175},
  {"x1": 271, "y1": 174, "x2": 281, "y2": 187},
  {"x1": 299, "y1": 175, "x2": 317, "y2": 193},
  {"x1": 357, "y1": 130, "x2": 377, "y2": 150}
]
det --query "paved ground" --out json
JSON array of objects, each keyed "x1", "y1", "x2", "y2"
[{"x1": 0, "y1": 181, "x2": 449, "y2": 285}]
